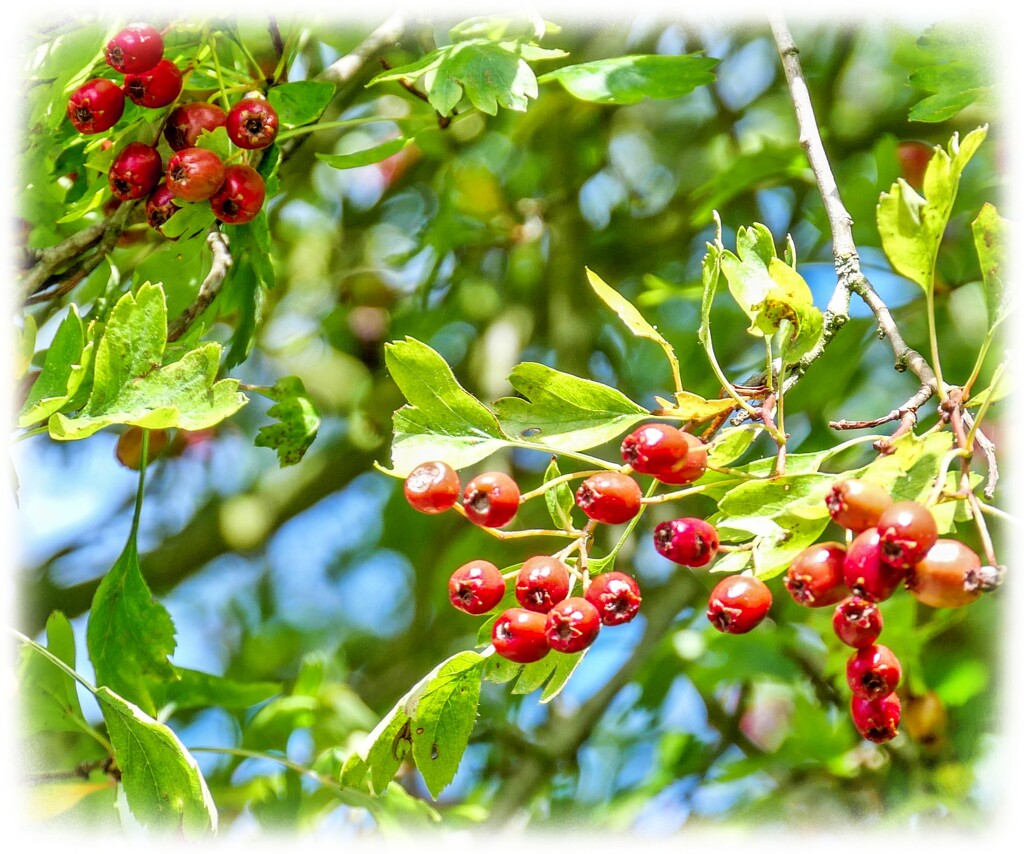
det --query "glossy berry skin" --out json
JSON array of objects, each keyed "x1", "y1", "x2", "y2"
[
  {"x1": 653, "y1": 518, "x2": 719, "y2": 567},
  {"x1": 905, "y1": 539, "x2": 982, "y2": 608},
  {"x1": 877, "y1": 500, "x2": 938, "y2": 570},
  {"x1": 210, "y1": 165, "x2": 266, "y2": 225},
  {"x1": 164, "y1": 102, "x2": 227, "y2": 151},
  {"x1": 492, "y1": 608, "x2": 550, "y2": 663},
  {"x1": 107, "y1": 143, "x2": 162, "y2": 201},
  {"x1": 105, "y1": 24, "x2": 164, "y2": 74},
  {"x1": 462, "y1": 472, "x2": 520, "y2": 528},
  {"x1": 621, "y1": 423, "x2": 690, "y2": 475},
  {"x1": 545, "y1": 597, "x2": 601, "y2": 653},
  {"x1": 846, "y1": 644, "x2": 901, "y2": 701},
  {"x1": 515, "y1": 556, "x2": 570, "y2": 613},
  {"x1": 403, "y1": 461, "x2": 460, "y2": 514},
  {"x1": 832, "y1": 596, "x2": 883, "y2": 648},
  {"x1": 784, "y1": 542, "x2": 848, "y2": 607},
  {"x1": 166, "y1": 148, "x2": 226, "y2": 202},
  {"x1": 585, "y1": 571, "x2": 642, "y2": 626},
  {"x1": 448, "y1": 560, "x2": 505, "y2": 615},
  {"x1": 145, "y1": 183, "x2": 180, "y2": 231},
  {"x1": 67, "y1": 79, "x2": 125, "y2": 134},
  {"x1": 706, "y1": 575, "x2": 772, "y2": 634},
  {"x1": 125, "y1": 59, "x2": 182, "y2": 108},
  {"x1": 654, "y1": 432, "x2": 708, "y2": 485},
  {"x1": 850, "y1": 692, "x2": 901, "y2": 743},
  {"x1": 826, "y1": 479, "x2": 893, "y2": 532},
  {"x1": 575, "y1": 472, "x2": 642, "y2": 524},
  {"x1": 226, "y1": 96, "x2": 280, "y2": 149},
  {"x1": 843, "y1": 528, "x2": 907, "y2": 602}
]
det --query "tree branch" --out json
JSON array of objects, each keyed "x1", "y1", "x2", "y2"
[
  {"x1": 317, "y1": 14, "x2": 406, "y2": 86},
  {"x1": 166, "y1": 230, "x2": 233, "y2": 343}
]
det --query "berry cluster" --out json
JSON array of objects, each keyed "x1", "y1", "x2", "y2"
[{"x1": 66, "y1": 24, "x2": 276, "y2": 230}]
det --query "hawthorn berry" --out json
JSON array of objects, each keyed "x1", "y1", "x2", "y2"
[
  {"x1": 164, "y1": 101, "x2": 227, "y2": 151},
  {"x1": 403, "y1": 460, "x2": 460, "y2": 514},
  {"x1": 876, "y1": 500, "x2": 938, "y2": 570},
  {"x1": 124, "y1": 59, "x2": 182, "y2": 108},
  {"x1": 166, "y1": 147, "x2": 226, "y2": 202},
  {"x1": 492, "y1": 608, "x2": 549, "y2": 663},
  {"x1": 448, "y1": 560, "x2": 505, "y2": 615},
  {"x1": 515, "y1": 556, "x2": 570, "y2": 613},
  {"x1": 846, "y1": 644, "x2": 901, "y2": 701},
  {"x1": 108, "y1": 142, "x2": 162, "y2": 201},
  {"x1": 850, "y1": 692, "x2": 901, "y2": 743},
  {"x1": 843, "y1": 527, "x2": 906, "y2": 602},
  {"x1": 826, "y1": 478, "x2": 893, "y2": 532},
  {"x1": 832, "y1": 596, "x2": 883, "y2": 648},
  {"x1": 585, "y1": 571, "x2": 642, "y2": 626},
  {"x1": 896, "y1": 140, "x2": 933, "y2": 190},
  {"x1": 462, "y1": 472, "x2": 520, "y2": 528},
  {"x1": 620, "y1": 422, "x2": 690, "y2": 475},
  {"x1": 706, "y1": 575, "x2": 772, "y2": 634},
  {"x1": 67, "y1": 79, "x2": 125, "y2": 135},
  {"x1": 902, "y1": 691, "x2": 947, "y2": 748},
  {"x1": 105, "y1": 24, "x2": 164, "y2": 74},
  {"x1": 226, "y1": 96, "x2": 280, "y2": 150},
  {"x1": 653, "y1": 518, "x2": 719, "y2": 567},
  {"x1": 905, "y1": 538, "x2": 982, "y2": 608},
  {"x1": 115, "y1": 426, "x2": 170, "y2": 470},
  {"x1": 575, "y1": 472, "x2": 642, "y2": 524},
  {"x1": 545, "y1": 597, "x2": 601, "y2": 653},
  {"x1": 210, "y1": 165, "x2": 267, "y2": 225},
  {"x1": 145, "y1": 183, "x2": 180, "y2": 231},
  {"x1": 784, "y1": 541, "x2": 848, "y2": 607}
]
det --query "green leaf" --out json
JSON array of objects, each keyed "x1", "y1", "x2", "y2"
[
  {"x1": 513, "y1": 650, "x2": 587, "y2": 703},
  {"x1": 317, "y1": 137, "x2": 411, "y2": 170},
  {"x1": 718, "y1": 473, "x2": 834, "y2": 521},
  {"x1": 86, "y1": 535, "x2": 176, "y2": 716},
  {"x1": 543, "y1": 457, "x2": 575, "y2": 531},
  {"x1": 750, "y1": 513, "x2": 831, "y2": 580},
  {"x1": 268, "y1": 81, "x2": 336, "y2": 127},
  {"x1": 160, "y1": 203, "x2": 217, "y2": 240},
  {"x1": 17, "y1": 611, "x2": 87, "y2": 736},
  {"x1": 708, "y1": 426, "x2": 761, "y2": 467},
  {"x1": 972, "y1": 203, "x2": 1010, "y2": 329},
  {"x1": 19, "y1": 306, "x2": 94, "y2": 427},
  {"x1": 151, "y1": 667, "x2": 280, "y2": 712},
  {"x1": 449, "y1": 16, "x2": 561, "y2": 43},
  {"x1": 494, "y1": 362, "x2": 648, "y2": 451},
  {"x1": 719, "y1": 223, "x2": 779, "y2": 334},
  {"x1": 538, "y1": 54, "x2": 718, "y2": 104},
  {"x1": 757, "y1": 259, "x2": 824, "y2": 364},
  {"x1": 254, "y1": 376, "x2": 321, "y2": 467},
  {"x1": 95, "y1": 686, "x2": 217, "y2": 837},
  {"x1": 49, "y1": 282, "x2": 248, "y2": 440},
  {"x1": 384, "y1": 337, "x2": 511, "y2": 476},
  {"x1": 908, "y1": 26, "x2": 992, "y2": 122},
  {"x1": 194, "y1": 125, "x2": 231, "y2": 161}
]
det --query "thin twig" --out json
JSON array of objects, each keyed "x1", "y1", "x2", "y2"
[
  {"x1": 166, "y1": 230, "x2": 233, "y2": 343},
  {"x1": 317, "y1": 14, "x2": 406, "y2": 86},
  {"x1": 963, "y1": 411, "x2": 999, "y2": 500},
  {"x1": 829, "y1": 383, "x2": 932, "y2": 432}
]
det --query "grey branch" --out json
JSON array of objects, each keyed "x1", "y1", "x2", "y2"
[
  {"x1": 317, "y1": 13, "x2": 406, "y2": 85},
  {"x1": 167, "y1": 230, "x2": 233, "y2": 343}
]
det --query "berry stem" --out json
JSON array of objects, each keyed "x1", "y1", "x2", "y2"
[
  {"x1": 450, "y1": 502, "x2": 581, "y2": 539},
  {"x1": 925, "y1": 447, "x2": 970, "y2": 507},
  {"x1": 208, "y1": 34, "x2": 232, "y2": 112},
  {"x1": 274, "y1": 115, "x2": 433, "y2": 141},
  {"x1": 640, "y1": 478, "x2": 744, "y2": 505}
]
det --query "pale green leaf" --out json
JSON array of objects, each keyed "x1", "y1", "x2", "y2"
[
  {"x1": 539, "y1": 54, "x2": 718, "y2": 104},
  {"x1": 17, "y1": 611, "x2": 87, "y2": 736},
  {"x1": 972, "y1": 202, "x2": 1010, "y2": 328},
  {"x1": 317, "y1": 137, "x2": 411, "y2": 170},
  {"x1": 19, "y1": 306, "x2": 94, "y2": 427}
]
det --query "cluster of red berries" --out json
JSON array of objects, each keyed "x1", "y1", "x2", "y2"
[{"x1": 66, "y1": 24, "x2": 277, "y2": 229}]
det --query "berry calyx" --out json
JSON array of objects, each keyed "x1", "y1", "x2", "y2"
[
  {"x1": 846, "y1": 644, "x2": 901, "y2": 701},
  {"x1": 403, "y1": 460, "x2": 460, "y2": 514},
  {"x1": 166, "y1": 148, "x2": 226, "y2": 202},
  {"x1": 107, "y1": 142, "x2": 162, "y2": 201},
  {"x1": 462, "y1": 472, "x2": 520, "y2": 528},
  {"x1": 842, "y1": 527, "x2": 907, "y2": 602},
  {"x1": 826, "y1": 479, "x2": 893, "y2": 532},
  {"x1": 515, "y1": 555, "x2": 571, "y2": 613},
  {"x1": 784, "y1": 541, "x2": 848, "y2": 607},
  {"x1": 105, "y1": 24, "x2": 164, "y2": 74},
  {"x1": 850, "y1": 692, "x2": 901, "y2": 743},
  {"x1": 492, "y1": 608, "x2": 550, "y2": 663},
  {"x1": 448, "y1": 560, "x2": 505, "y2": 615},
  {"x1": 706, "y1": 575, "x2": 772, "y2": 634},
  {"x1": 620, "y1": 423, "x2": 690, "y2": 475},
  {"x1": 585, "y1": 571, "x2": 642, "y2": 626},
  {"x1": 905, "y1": 538, "x2": 982, "y2": 608},
  {"x1": 653, "y1": 518, "x2": 719, "y2": 567},
  {"x1": 574, "y1": 472, "x2": 642, "y2": 524},
  {"x1": 544, "y1": 597, "x2": 601, "y2": 653},
  {"x1": 67, "y1": 79, "x2": 125, "y2": 135},
  {"x1": 832, "y1": 596, "x2": 883, "y2": 648},
  {"x1": 145, "y1": 183, "x2": 180, "y2": 231},
  {"x1": 226, "y1": 96, "x2": 280, "y2": 150},
  {"x1": 876, "y1": 500, "x2": 938, "y2": 570},
  {"x1": 210, "y1": 165, "x2": 267, "y2": 225},
  {"x1": 164, "y1": 102, "x2": 227, "y2": 151},
  {"x1": 124, "y1": 59, "x2": 182, "y2": 108}
]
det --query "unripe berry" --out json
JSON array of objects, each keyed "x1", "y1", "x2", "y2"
[
  {"x1": 105, "y1": 24, "x2": 164, "y2": 74},
  {"x1": 164, "y1": 101, "x2": 227, "y2": 151},
  {"x1": 876, "y1": 500, "x2": 938, "y2": 570},
  {"x1": 905, "y1": 538, "x2": 982, "y2": 608},
  {"x1": 545, "y1": 597, "x2": 601, "y2": 653},
  {"x1": 784, "y1": 541, "x2": 848, "y2": 607},
  {"x1": 166, "y1": 147, "x2": 226, "y2": 202},
  {"x1": 108, "y1": 142, "x2": 162, "y2": 201},
  {"x1": 145, "y1": 183, "x2": 180, "y2": 231},
  {"x1": 462, "y1": 472, "x2": 520, "y2": 528},
  {"x1": 515, "y1": 555, "x2": 571, "y2": 613},
  {"x1": 706, "y1": 575, "x2": 772, "y2": 634},
  {"x1": 585, "y1": 571, "x2": 642, "y2": 626},
  {"x1": 825, "y1": 478, "x2": 893, "y2": 532},
  {"x1": 575, "y1": 472, "x2": 642, "y2": 524},
  {"x1": 843, "y1": 528, "x2": 906, "y2": 602},
  {"x1": 210, "y1": 165, "x2": 266, "y2": 225},
  {"x1": 226, "y1": 96, "x2": 280, "y2": 150},
  {"x1": 653, "y1": 518, "x2": 719, "y2": 567},
  {"x1": 850, "y1": 692, "x2": 901, "y2": 743},
  {"x1": 902, "y1": 691, "x2": 947, "y2": 748},
  {"x1": 403, "y1": 460, "x2": 460, "y2": 514},
  {"x1": 832, "y1": 596, "x2": 883, "y2": 648},
  {"x1": 124, "y1": 59, "x2": 183, "y2": 108},
  {"x1": 115, "y1": 426, "x2": 170, "y2": 470},
  {"x1": 448, "y1": 560, "x2": 505, "y2": 615},
  {"x1": 67, "y1": 79, "x2": 125, "y2": 135},
  {"x1": 492, "y1": 608, "x2": 549, "y2": 663},
  {"x1": 846, "y1": 644, "x2": 901, "y2": 701}
]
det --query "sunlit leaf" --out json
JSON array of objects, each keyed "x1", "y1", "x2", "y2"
[{"x1": 539, "y1": 53, "x2": 718, "y2": 104}]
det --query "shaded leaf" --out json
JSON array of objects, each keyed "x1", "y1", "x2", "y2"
[
  {"x1": 19, "y1": 306, "x2": 94, "y2": 428},
  {"x1": 908, "y1": 26, "x2": 992, "y2": 122},
  {"x1": 152, "y1": 667, "x2": 280, "y2": 712},
  {"x1": 254, "y1": 376, "x2": 321, "y2": 467},
  {"x1": 317, "y1": 137, "x2": 412, "y2": 170},
  {"x1": 539, "y1": 54, "x2": 718, "y2": 104},
  {"x1": 268, "y1": 80, "x2": 336, "y2": 127},
  {"x1": 17, "y1": 611, "x2": 87, "y2": 736},
  {"x1": 972, "y1": 203, "x2": 1010, "y2": 328},
  {"x1": 543, "y1": 457, "x2": 575, "y2": 531}
]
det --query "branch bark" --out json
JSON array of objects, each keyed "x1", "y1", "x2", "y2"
[{"x1": 167, "y1": 230, "x2": 233, "y2": 343}]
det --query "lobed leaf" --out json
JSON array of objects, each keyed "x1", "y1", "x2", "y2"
[
  {"x1": 254, "y1": 376, "x2": 321, "y2": 467},
  {"x1": 539, "y1": 53, "x2": 718, "y2": 104}
]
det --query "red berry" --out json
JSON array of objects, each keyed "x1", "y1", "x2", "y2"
[
  {"x1": 145, "y1": 183, "x2": 180, "y2": 231},
  {"x1": 784, "y1": 542, "x2": 848, "y2": 607},
  {"x1": 905, "y1": 538, "x2": 982, "y2": 608},
  {"x1": 448, "y1": 560, "x2": 505, "y2": 615},
  {"x1": 897, "y1": 140, "x2": 933, "y2": 190},
  {"x1": 105, "y1": 24, "x2": 164, "y2": 74},
  {"x1": 850, "y1": 692, "x2": 901, "y2": 743},
  {"x1": 403, "y1": 461, "x2": 460, "y2": 514},
  {"x1": 462, "y1": 472, "x2": 520, "y2": 528},
  {"x1": 545, "y1": 597, "x2": 601, "y2": 653},
  {"x1": 515, "y1": 556, "x2": 571, "y2": 613},
  {"x1": 492, "y1": 608, "x2": 549, "y2": 663},
  {"x1": 620, "y1": 423, "x2": 689, "y2": 475},
  {"x1": 585, "y1": 571, "x2": 642, "y2": 626},
  {"x1": 706, "y1": 575, "x2": 772, "y2": 634},
  {"x1": 226, "y1": 96, "x2": 280, "y2": 150},
  {"x1": 826, "y1": 479, "x2": 893, "y2": 532},
  {"x1": 210, "y1": 165, "x2": 267, "y2": 225},
  {"x1": 166, "y1": 147, "x2": 226, "y2": 202},
  {"x1": 846, "y1": 644, "x2": 901, "y2": 701},
  {"x1": 653, "y1": 518, "x2": 719, "y2": 567},
  {"x1": 876, "y1": 500, "x2": 938, "y2": 570},
  {"x1": 651, "y1": 431, "x2": 708, "y2": 485},
  {"x1": 832, "y1": 596, "x2": 884, "y2": 648},
  {"x1": 108, "y1": 142, "x2": 162, "y2": 201},
  {"x1": 574, "y1": 472, "x2": 642, "y2": 524},
  {"x1": 67, "y1": 79, "x2": 125, "y2": 134},
  {"x1": 842, "y1": 528, "x2": 906, "y2": 602},
  {"x1": 125, "y1": 59, "x2": 182, "y2": 108},
  {"x1": 164, "y1": 102, "x2": 227, "y2": 151}
]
